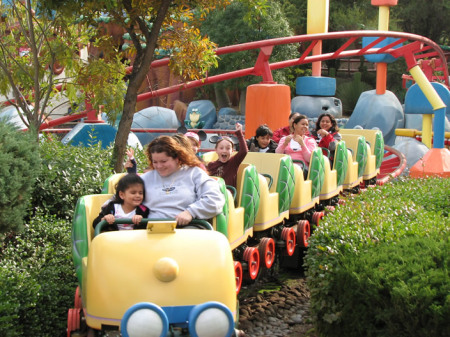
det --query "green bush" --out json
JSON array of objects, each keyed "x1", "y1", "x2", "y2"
[
  {"x1": 0, "y1": 122, "x2": 40, "y2": 233},
  {"x1": 304, "y1": 177, "x2": 450, "y2": 337},
  {"x1": 333, "y1": 235, "x2": 449, "y2": 337},
  {"x1": 0, "y1": 213, "x2": 77, "y2": 337},
  {"x1": 32, "y1": 136, "x2": 149, "y2": 219},
  {"x1": 32, "y1": 135, "x2": 116, "y2": 219}
]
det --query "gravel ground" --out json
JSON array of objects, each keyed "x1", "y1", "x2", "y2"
[{"x1": 237, "y1": 270, "x2": 317, "y2": 337}]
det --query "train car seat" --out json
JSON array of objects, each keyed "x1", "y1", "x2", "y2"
[
  {"x1": 238, "y1": 157, "x2": 281, "y2": 231},
  {"x1": 101, "y1": 173, "x2": 126, "y2": 194},
  {"x1": 340, "y1": 129, "x2": 384, "y2": 169},
  {"x1": 339, "y1": 145, "x2": 361, "y2": 190},
  {"x1": 333, "y1": 140, "x2": 349, "y2": 187},
  {"x1": 307, "y1": 148, "x2": 326, "y2": 200},
  {"x1": 319, "y1": 154, "x2": 341, "y2": 202},
  {"x1": 72, "y1": 193, "x2": 114, "y2": 285},
  {"x1": 289, "y1": 163, "x2": 318, "y2": 215},
  {"x1": 340, "y1": 134, "x2": 368, "y2": 179},
  {"x1": 235, "y1": 164, "x2": 260, "y2": 231},
  {"x1": 243, "y1": 153, "x2": 295, "y2": 218},
  {"x1": 201, "y1": 151, "x2": 219, "y2": 163},
  {"x1": 341, "y1": 132, "x2": 377, "y2": 181},
  {"x1": 212, "y1": 177, "x2": 248, "y2": 250}
]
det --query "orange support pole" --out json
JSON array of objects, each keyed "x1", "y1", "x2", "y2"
[
  {"x1": 245, "y1": 84, "x2": 291, "y2": 139},
  {"x1": 311, "y1": 42, "x2": 323, "y2": 77},
  {"x1": 376, "y1": 62, "x2": 387, "y2": 94}
]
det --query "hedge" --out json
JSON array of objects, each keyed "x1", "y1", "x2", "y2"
[
  {"x1": 0, "y1": 136, "x2": 149, "y2": 336},
  {"x1": 304, "y1": 177, "x2": 450, "y2": 337},
  {"x1": 0, "y1": 213, "x2": 77, "y2": 336},
  {"x1": 31, "y1": 135, "x2": 148, "y2": 219},
  {"x1": 0, "y1": 122, "x2": 40, "y2": 233}
]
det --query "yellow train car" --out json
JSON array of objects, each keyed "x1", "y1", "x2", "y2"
[{"x1": 69, "y1": 194, "x2": 238, "y2": 337}]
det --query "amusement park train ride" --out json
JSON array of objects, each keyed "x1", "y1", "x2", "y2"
[
  {"x1": 59, "y1": 24, "x2": 449, "y2": 337},
  {"x1": 3, "y1": 2, "x2": 447, "y2": 337}
]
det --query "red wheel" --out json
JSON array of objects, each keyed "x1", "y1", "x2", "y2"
[
  {"x1": 281, "y1": 227, "x2": 296, "y2": 256},
  {"x1": 325, "y1": 205, "x2": 335, "y2": 212},
  {"x1": 312, "y1": 211, "x2": 325, "y2": 226},
  {"x1": 297, "y1": 220, "x2": 310, "y2": 248},
  {"x1": 67, "y1": 308, "x2": 80, "y2": 337},
  {"x1": 258, "y1": 238, "x2": 276, "y2": 269},
  {"x1": 234, "y1": 261, "x2": 243, "y2": 294},
  {"x1": 243, "y1": 247, "x2": 260, "y2": 280},
  {"x1": 74, "y1": 286, "x2": 82, "y2": 309}
]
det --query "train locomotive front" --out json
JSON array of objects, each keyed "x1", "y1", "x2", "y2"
[{"x1": 70, "y1": 208, "x2": 238, "y2": 337}]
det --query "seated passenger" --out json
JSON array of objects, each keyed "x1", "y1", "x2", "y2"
[
  {"x1": 173, "y1": 133, "x2": 207, "y2": 171},
  {"x1": 311, "y1": 113, "x2": 342, "y2": 161},
  {"x1": 93, "y1": 174, "x2": 149, "y2": 230},
  {"x1": 185, "y1": 131, "x2": 204, "y2": 156},
  {"x1": 272, "y1": 111, "x2": 300, "y2": 143},
  {"x1": 275, "y1": 114, "x2": 316, "y2": 177},
  {"x1": 142, "y1": 136, "x2": 225, "y2": 226},
  {"x1": 207, "y1": 123, "x2": 248, "y2": 188},
  {"x1": 246, "y1": 124, "x2": 277, "y2": 153}
]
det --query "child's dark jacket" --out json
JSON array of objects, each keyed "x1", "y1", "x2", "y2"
[{"x1": 92, "y1": 201, "x2": 150, "y2": 230}]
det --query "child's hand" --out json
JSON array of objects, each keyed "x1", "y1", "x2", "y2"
[
  {"x1": 126, "y1": 148, "x2": 134, "y2": 160},
  {"x1": 103, "y1": 214, "x2": 115, "y2": 224},
  {"x1": 235, "y1": 123, "x2": 242, "y2": 132},
  {"x1": 132, "y1": 215, "x2": 143, "y2": 225},
  {"x1": 124, "y1": 159, "x2": 133, "y2": 169}
]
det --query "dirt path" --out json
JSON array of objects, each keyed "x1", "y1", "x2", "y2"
[{"x1": 237, "y1": 270, "x2": 317, "y2": 337}]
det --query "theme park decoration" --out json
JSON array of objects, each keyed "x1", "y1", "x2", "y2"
[{"x1": 185, "y1": 109, "x2": 205, "y2": 129}]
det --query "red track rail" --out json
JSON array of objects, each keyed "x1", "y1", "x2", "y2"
[
  {"x1": 135, "y1": 30, "x2": 449, "y2": 101},
  {"x1": 16, "y1": 30, "x2": 447, "y2": 182},
  {"x1": 29, "y1": 30, "x2": 449, "y2": 130},
  {"x1": 377, "y1": 145, "x2": 408, "y2": 185}
]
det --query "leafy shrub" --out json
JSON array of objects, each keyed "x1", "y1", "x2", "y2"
[
  {"x1": 304, "y1": 177, "x2": 450, "y2": 337},
  {"x1": 333, "y1": 234, "x2": 449, "y2": 337},
  {"x1": 0, "y1": 213, "x2": 77, "y2": 336},
  {"x1": 32, "y1": 135, "x2": 116, "y2": 219},
  {"x1": 0, "y1": 122, "x2": 40, "y2": 233}
]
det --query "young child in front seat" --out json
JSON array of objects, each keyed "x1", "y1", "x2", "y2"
[{"x1": 93, "y1": 174, "x2": 149, "y2": 231}]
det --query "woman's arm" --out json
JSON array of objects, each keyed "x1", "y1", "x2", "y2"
[
  {"x1": 186, "y1": 169, "x2": 225, "y2": 219},
  {"x1": 319, "y1": 132, "x2": 341, "y2": 151},
  {"x1": 275, "y1": 136, "x2": 290, "y2": 153},
  {"x1": 301, "y1": 136, "x2": 317, "y2": 163},
  {"x1": 318, "y1": 133, "x2": 334, "y2": 149}
]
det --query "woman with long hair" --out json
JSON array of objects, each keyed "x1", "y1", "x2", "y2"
[
  {"x1": 141, "y1": 136, "x2": 224, "y2": 226},
  {"x1": 312, "y1": 113, "x2": 342, "y2": 155},
  {"x1": 275, "y1": 114, "x2": 317, "y2": 176}
]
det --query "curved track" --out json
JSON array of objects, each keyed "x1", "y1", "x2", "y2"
[{"x1": 377, "y1": 145, "x2": 408, "y2": 185}]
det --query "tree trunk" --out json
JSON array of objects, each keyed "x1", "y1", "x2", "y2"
[
  {"x1": 111, "y1": 0, "x2": 172, "y2": 173},
  {"x1": 112, "y1": 88, "x2": 138, "y2": 173}
]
